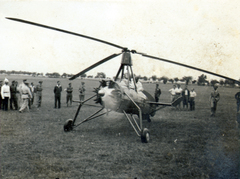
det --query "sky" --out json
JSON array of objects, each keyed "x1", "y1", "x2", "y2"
[{"x1": 1, "y1": 0, "x2": 240, "y2": 81}]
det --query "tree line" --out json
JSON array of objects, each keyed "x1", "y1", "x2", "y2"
[{"x1": 1, "y1": 70, "x2": 238, "y2": 87}]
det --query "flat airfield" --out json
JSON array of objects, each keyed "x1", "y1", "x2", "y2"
[{"x1": 1, "y1": 75, "x2": 239, "y2": 179}]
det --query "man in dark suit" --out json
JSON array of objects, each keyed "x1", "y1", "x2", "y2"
[
  {"x1": 10, "y1": 80, "x2": 18, "y2": 110},
  {"x1": 54, "y1": 81, "x2": 62, "y2": 108}
]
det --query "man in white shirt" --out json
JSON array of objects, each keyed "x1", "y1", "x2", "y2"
[
  {"x1": 169, "y1": 85, "x2": 176, "y2": 102},
  {"x1": 175, "y1": 84, "x2": 183, "y2": 109},
  {"x1": 1, "y1": 78, "x2": 11, "y2": 111}
]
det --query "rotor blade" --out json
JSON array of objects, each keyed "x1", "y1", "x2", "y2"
[
  {"x1": 6, "y1": 17, "x2": 126, "y2": 50},
  {"x1": 141, "y1": 54, "x2": 239, "y2": 83},
  {"x1": 69, "y1": 53, "x2": 122, "y2": 80}
]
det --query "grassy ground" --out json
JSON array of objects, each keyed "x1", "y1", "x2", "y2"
[{"x1": 0, "y1": 75, "x2": 239, "y2": 179}]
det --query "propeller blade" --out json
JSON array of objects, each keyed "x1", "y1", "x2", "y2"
[
  {"x1": 6, "y1": 17, "x2": 126, "y2": 50},
  {"x1": 69, "y1": 53, "x2": 122, "y2": 80},
  {"x1": 141, "y1": 53, "x2": 239, "y2": 83}
]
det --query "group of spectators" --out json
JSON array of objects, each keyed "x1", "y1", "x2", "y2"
[
  {"x1": 167, "y1": 83, "x2": 240, "y2": 116},
  {"x1": 168, "y1": 84, "x2": 197, "y2": 111},
  {"x1": 55, "y1": 81, "x2": 85, "y2": 108},
  {"x1": 0, "y1": 78, "x2": 85, "y2": 113},
  {"x1": 0, "y1": 78, "x2": 43, "y2": 112}
]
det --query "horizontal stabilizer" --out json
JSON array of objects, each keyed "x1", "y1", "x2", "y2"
[
  {"x1": 147, "y1": 96, "x2": 183, "y2": 107},
  {"x1": 171, "y1": 97, "x2": 183, "y2": 107},
  {"x1": 146, "y1": 101, "x2": 172, "y2": 106}
]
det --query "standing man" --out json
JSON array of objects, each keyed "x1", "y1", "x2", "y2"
[
  {"x1": 182, "y1": 85, "x2": 190, "y2": 110},
  {"x1": 1, "y1": 78, "x2": 11, "y2": 111},
  {"x1": 79, "y1": 82, "x2": 85, "y2": 102},
  {"x1": 235, "y1": 89, "x2": 240, "y2": 113},
  {"x1": 154, "y1": 84, "x2": 161, "y2": 102},
  {"x1": 169, "y1": 84, "x2": 176, "y2": 102},
  {"x1": 175, "y1": 84, "x2": 183, "y2": 109},
  {"x1": 19, "y1": 80, "x2": 32, "y2": 113},
  {"x1": 189, "y1": 88, "x2": 197, "y2": 111},
  {"x1": 10, "y1": 80, "x2": 18, "y2": 110},
  {"x1": 30, "y1": 82, "x2": 35, "y2": 105},
  {"x1": 15, "y1": 81, "x2": 21, "y2": 109},
  {"x1": 54, "y1": 81, "x2": 62, "y2": 108},
  {"x1": 35, "y1": 81, "x2": 43, "y2": 108},
  {"x1": 210, "y1": 84, "x2": 220, "y2": 117},
  {"x1": 65, "y1": 83, "x2": 73, "y2": 106},
  {"x1": 0, "y1": 80, "x2": 3, "y2": 110}
]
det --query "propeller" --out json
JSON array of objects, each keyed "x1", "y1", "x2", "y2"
[
  {"x1": 69, "y1": 52, "x2": 122, "y2": 80},
  {"x1": 140, "y1": 54, "x2": 239, "y2": 83},
  {"x1": 6, "y1": 17, "x2": 239, "y2": 84},
  {"x1": 6, "y1": 17, "x2": 127, "y2": 50}
]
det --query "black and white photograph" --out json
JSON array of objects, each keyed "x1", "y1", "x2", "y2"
[{"x1": 1, "y1": 0, "x2": 239, "y2": 178}]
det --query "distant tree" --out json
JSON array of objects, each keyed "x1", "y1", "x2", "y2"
[
  {"x1": 168, "y1": 79, "x2": 174, "y2": 84},
  {"x1": 0, "y1": 70, "x2": 6, "y2": 74},
  {"x1": 219, "y1": 79, "x2": 224, "y2": 86},
  {"x1": 225, "y1": 79, "x2": 235, "y2": 87},
  {"x1": 182, "y1": 76, "x2": 193, "y2": 85},
  {"x1": 52, "y1": 72, "x2": 60, "y2": 78},
  {"x1": 174, "y1": 77, "x2": 179, "y2": 83},
  {"x1": 192, "y1": 80, "x2": 197, "y2": 84},
  {"x1": 160, "y1": 76, "x2": 169, "y2": 84},
  {"x1": 152, "y1": 75, "x2": 157, "y2": 81},
  {"x1": 197, "y1": 74, "x2": 207, "y2": 85},
  {"x1": 61, "y1": 73, "x2": 67, "y2": 78},
  {"x1": 210, "y1": 80, "x2": 219, "y2": 86},
  {"x1": 95, "y1": 72, "x2": 106, "y2": 78},
  {"x1": 143, "y1": 76, "x2": 148, "y2": 81}
]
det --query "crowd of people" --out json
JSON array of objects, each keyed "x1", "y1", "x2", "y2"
[
  {"x1": 0, "y1": 78, "x2": 43, "y2": 113},
  {"x1": 0, "y1": 78, "x2": 86, "y2": 113}
]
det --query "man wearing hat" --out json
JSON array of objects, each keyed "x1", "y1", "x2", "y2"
[
  {"x1": 35, "y1": 81, "x2": 43, "y2": 108},
  {"x1": 65, "y1": 83, "x2": 73, "y2": 106},
  {"x1": 54, "y1": 81, "x2": 62, "y2": 108},
  {"x1": 209, "y1": 84, "x2": 220, "y2": 117},
  {"x1": 79, "y1": 82, "x2": 85, "y2": 102},
  {"x1": 10, "y1": 80, "x2": 18, "y2": 110},
  {"x1": 19, "y1": 80, "x2": 32, "y2": 113},
  {"x1": 1, "y1": 78, "x2": 11, "y2": 111}
]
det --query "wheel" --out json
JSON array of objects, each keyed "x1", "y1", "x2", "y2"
[
  {"x1": 141, "y1": 128, "x2": 150, "y2": 143},
  {"x1": 64, "y1": 119, "x2": 73, "y2": 132}
]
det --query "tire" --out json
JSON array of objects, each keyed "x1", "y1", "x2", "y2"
[
  {"x1": 141, "y1": 128, "x2": 150, "y2": 143},
  {"x1": 64, "y1": 119, "x2": 73, "y2": 132}
]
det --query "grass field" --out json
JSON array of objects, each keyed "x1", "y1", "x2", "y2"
[{"x1": 1, "y1": 75, "x2": 239, "y2": 179}]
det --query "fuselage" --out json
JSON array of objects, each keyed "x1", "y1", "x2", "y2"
[{"x1": 98, "y1": 81, "x2": 156, "y2": 116}]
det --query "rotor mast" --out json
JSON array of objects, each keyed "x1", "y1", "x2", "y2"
[{"x1": 115, "y1": 50, "x2": 137, "y2": 91}]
